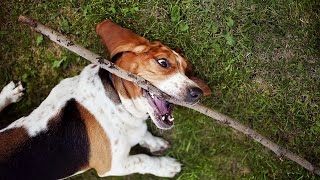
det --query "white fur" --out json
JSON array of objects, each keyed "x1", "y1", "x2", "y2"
[
  {"x1": 139, "y1": 131, "x2": 170, "y2": 153},
  {"x1": 0, "y1": 81, "x2": 24, "y2": 112},
  {"x1": 172, "y1": 50, "x2": 183, "y2": 69},
  {"x1": 0, "y1": 64, "x2": 181, "y2": 178},
  {"x1": 118, "y1": 96, "x2": 150, "y2": 121},
  {"x1": 155, "y1": 73, "x2": 198, "y2": 100}
]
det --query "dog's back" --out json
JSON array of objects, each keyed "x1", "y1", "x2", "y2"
[
  {"x1": 0, "y1": 66, "x2": 115, "y2": 179},
  {"x1": 0, "y1": 99, "x2": 90, "y2": 179}
]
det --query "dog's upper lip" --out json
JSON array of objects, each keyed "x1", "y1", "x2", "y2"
[{"x1": 143, "y1": 90, "x2": 174, "y2": 129}]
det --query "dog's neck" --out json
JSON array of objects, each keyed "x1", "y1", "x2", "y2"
[
  {"x1": 103, "y1": 52, "x2": 151, "y2": 120},
  {"x1": 97, "y1": 67, "x2": 149, "y2": 121},
  {"x1": 110, "y1": 73, "x2": 150, "y2": 120}
]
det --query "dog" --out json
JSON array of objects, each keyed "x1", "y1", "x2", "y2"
[{"x1": 0, "y1": 19, "x2": 211, "y2": 179}]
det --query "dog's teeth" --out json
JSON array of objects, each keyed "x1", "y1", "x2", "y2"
[
  {"x1": 148, "y1": 92, "x2": 154, "y2": 99},
  {"x1": 161, "y1": 116, "x2": 165, "y2": 121},
  {"x1": 169, "y1": 116, "x2": 174, "y2": 121}
]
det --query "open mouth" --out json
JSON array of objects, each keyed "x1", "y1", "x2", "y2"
[{"x1": 143, "y1": 90, "x2": 174, "y2": 129}]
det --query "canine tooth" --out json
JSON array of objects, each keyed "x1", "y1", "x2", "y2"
[
  {"x1": 169, "y1": 116, "x2": 174, "y2": 121},
  {"x1": 161, "y1": 116, "x2": 165, "y2": 121},
  {"x1": 148, "y1": 92, "x2": 154, "y2": 98}
]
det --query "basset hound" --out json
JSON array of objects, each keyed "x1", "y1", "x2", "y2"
[{"x1": 0, "y1": 19, "x2": 211, "y2": 179}]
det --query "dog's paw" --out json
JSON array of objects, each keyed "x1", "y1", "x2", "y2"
[
  {"x1": 157, "y1": 157, "x2": 182, "y2": 177},
  {"x1": 1, "y1": 81, "x2": 25, "y2": 104},
  {"x1": 150, "y1": 137, "x2": 170, "y2": 155},
  {"x1": 140, "y1": 137, "x2": 170, "y2": 155}
]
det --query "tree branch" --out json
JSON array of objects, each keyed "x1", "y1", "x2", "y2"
[{"x1": 18, "y1": 15, "x2": 320, "y2": 176}]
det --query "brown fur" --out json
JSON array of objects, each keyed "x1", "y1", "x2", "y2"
[
  {"x1": 0, "y1": 127, "x2": 28, "y2": 160},
  {"x1": 96, "y1": 20, "x2": 148, "y2": 58},
  {"x1": 76, "y1": 102, "x2": 112, "y2": 176}
]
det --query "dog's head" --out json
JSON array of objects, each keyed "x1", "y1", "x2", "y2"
[{"x1": 96, "y1": 20, "x2": 211, "y2": 129}]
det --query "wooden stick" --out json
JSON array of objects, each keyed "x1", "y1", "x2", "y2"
[{"x1": 18, "y1": 15, "x2": 320, "y2": 176}]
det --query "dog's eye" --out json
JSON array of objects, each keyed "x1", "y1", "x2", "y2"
[{"x1": 157, "y1": 58, "x2": 170, "y2": 68}]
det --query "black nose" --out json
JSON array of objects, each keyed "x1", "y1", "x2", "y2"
[{"x1": 186, "y1": 87, "x2": 203, "y2": 103}]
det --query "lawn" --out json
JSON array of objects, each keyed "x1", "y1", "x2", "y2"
[{"x1": 0, "y1": 0, "x2": 319, "y2": 179}]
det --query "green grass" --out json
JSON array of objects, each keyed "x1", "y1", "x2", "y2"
[{"x1": 0, "y1": 0, "x2": 319, "y2": 179}]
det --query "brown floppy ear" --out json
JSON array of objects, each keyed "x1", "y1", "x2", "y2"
[
  {"x1": 185, "y1": 61, "x2": 212, "y2": 96},
  {"x1": 96, "y1": 19, "x2": 149, "y2": 58}
]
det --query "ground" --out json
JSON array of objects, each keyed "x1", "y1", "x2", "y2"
[{"x1": 0, "y1": 0, "x2": 319, "y2": 179}]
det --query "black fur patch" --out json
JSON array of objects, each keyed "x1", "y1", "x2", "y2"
[
  {"x1": 98, "y1": 68, "x2": 121, "y2": 104},
  {"x1": 0, "y1": 99, "x2": 90, "y2": 180},
  {"x1": 111, "y1": 52, "x2": 123, "y2": 63}
]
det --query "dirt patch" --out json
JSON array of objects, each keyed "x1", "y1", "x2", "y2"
[{"x1": 252, "y1": 75, "x2": 273, "y2": 94}]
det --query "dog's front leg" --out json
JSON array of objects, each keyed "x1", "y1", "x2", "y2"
[
  {"x1": 139, "y1": 131, "x2": 170, "y2": 155},
  {"x1": 110, "y1": 154, "x2": 181, "y2": 177},
  {"x1": 0, "y1": 81, "x2": 24, "y2": 112}
]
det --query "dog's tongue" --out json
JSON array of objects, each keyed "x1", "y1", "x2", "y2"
[{"x1": 153, "y1": 96, "x2": 169, "y2": 115}]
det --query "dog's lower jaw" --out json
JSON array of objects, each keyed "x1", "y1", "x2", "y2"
[{"x1": 118, "y1": 95, "x2": 150, "y2": 119}]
